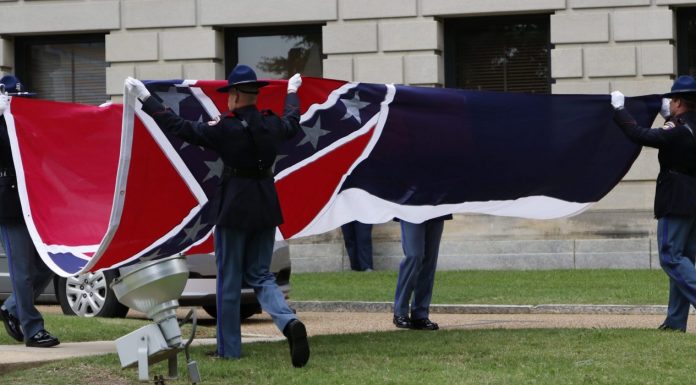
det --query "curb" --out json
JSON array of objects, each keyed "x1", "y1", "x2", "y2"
[{"x1": 288, "y1": 301, "x2": 670, "y2": 315}]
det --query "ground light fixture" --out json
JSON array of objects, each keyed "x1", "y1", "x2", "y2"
[{"x1": 111, "y1": 255, "x2": 201, "y2": 384}]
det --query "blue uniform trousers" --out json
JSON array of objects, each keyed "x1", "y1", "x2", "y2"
[
  {"x1": 340, "y1": 221, "x2": 373, "y2": 271},
  {"x1": 393, "y1": 219, "x2": 444, "y2": 320},
  {"x1": 657, "y1": 216, "x2": 696, "y2": 331},
  {"x1": 1, "y1": 222, "x2": 53, "y2": 340},
  {"x1": 214, "y1": 226, "x2": 296, "y2": 358}
]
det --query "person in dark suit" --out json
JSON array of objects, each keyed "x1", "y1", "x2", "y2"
[
  {"x1": 393, "y1": 215, "x2": 451, "y2": 331},
  {"x1": 125, "y1": 65, "x2": 309, "y2": 367},
  {"x1": 0, "y1": 75, "x2": 59, "y2": 347},
  {"x1": 341, "y1": 221, "x2": 374, "y2": 271},
  {"x1": 611, "y1": 75, "x2": 696, "y2": 332}
]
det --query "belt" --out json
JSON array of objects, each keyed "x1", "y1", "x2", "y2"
[{"x1": 223, "y1": 166, "x2": 273, "y2": 179}]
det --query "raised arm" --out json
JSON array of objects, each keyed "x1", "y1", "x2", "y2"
[
  {"x1": 126, "y1": 77, "x2": 219, "y2": 149},
  {"x1": 611, "y1": 91, "x2": 678, "y2": 149},
  {"x1": 281, "y1": 73, "x2": 302, "y2": 139}
]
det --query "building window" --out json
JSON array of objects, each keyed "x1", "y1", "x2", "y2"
[
  {"x1": 224, "y1": 26, "x2": 322, "y2": 79},
  {"x1": 15, "y1": 34, "x2": 107, "y2": 105},
  {"x1": 444, "y1": 15, "x2": 551, "y2": 93},
  {"x1": 677, "y1": 7, "x2": 696, "y2": 77}
]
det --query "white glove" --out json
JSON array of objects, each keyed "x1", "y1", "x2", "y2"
[
  {"x1": 0, "y1": 94, "x2": 8, "y2": 116},
  {"x1": 287, "y1": 73, "x2": 302, "y2": 93},
  {"x1": 125, "y1": 77, "x2": 151, "y2": 100},
  {"x1": 610, "y1": 91, "x2": 625, "y2": 110},
  {"x1": 660, "y1": 98, "x2": 671, "y2": 119}
]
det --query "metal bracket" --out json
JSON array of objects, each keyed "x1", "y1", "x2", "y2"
[{"x1": 137, "y1": 336, "x2": 149, "y2": 382}]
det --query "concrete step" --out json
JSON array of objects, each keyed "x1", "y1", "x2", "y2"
[{"x1": 289, "y1": 210, "x2": 661, "y2": 272}]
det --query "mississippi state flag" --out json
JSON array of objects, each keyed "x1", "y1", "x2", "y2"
[{"x1": 3, "y1": 78, "x2": 659, "y2": 276}]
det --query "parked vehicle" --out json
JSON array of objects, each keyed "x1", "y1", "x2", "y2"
[{"x1": 0, "y1": 241, "x2": 291, "y2": 319}]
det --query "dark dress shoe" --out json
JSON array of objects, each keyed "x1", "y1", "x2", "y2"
[
  {"x1": 411, "y1": 318, "x2": 439, "y2": 331},
  {"x1": 393, "y1": 315, "x2": 411, "y2": 329},
  {"x1": 283, "y1": 319, "x2": 310, "y2": 368},
  {"x1": 26, "y1": 330, "x2": 60, "y2": 348},
  {"x1": 0, "y1": 307, "x2": 24, "y2": 342},
  {"x1": 658, "y1": 323, "x2": 686, "y2": 332}
]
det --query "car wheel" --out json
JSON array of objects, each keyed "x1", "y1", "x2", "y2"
[
  {"x1": 57, "y1": 270, "x2": 129, "y2": 318},
  {"x1": 202, "y1": 304, "x2": 261, "y2": 320}
]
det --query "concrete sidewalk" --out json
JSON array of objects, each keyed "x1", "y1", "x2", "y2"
[
  {"x1": 0, "y1": 302, "x2": 676, "y2": 375},
  {"x1": 0, "y1": 335, "x2": 282, "y2": 374}
]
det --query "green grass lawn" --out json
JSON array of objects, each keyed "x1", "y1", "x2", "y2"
[
  {"x1": 2, "y1": 328, "x2": 693, "y2": 385},
  {"x1": 291, "y1": 269, "x2": 668, "y2": 305},
  {"x1": 0, "y1": 269, "x2": 669, "y2": 346},
  {"x1": 0, "y1": 269, "x2": 677, "y2": 384}
]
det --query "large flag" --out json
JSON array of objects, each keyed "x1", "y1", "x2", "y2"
[{"x1": 3, "y1": 78, "x2": 660, "y2": 276}]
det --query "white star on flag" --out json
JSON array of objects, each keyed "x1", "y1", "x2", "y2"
[
  {"x1": 297, "y1": 117, "x2": 330, "y2": 150},
  {"x1": 340, "y1": 91, "x2": 370, "y2": 124}
]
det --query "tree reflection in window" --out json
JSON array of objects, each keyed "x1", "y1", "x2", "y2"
[
  {"x1": 228, "y1": 27, "x2": 323, "y2": 80},
  {"x1": 256, "y1": 34, "x2": 322, "y2": 78}
]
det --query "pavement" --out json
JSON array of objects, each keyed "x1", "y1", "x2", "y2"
[{"x1": 0, "y1": 301, "x2": 684, "y2": 375}]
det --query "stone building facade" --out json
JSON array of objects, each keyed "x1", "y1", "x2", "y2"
[{"x1": 1, "y1": 0, "x2": 695, "y2": 272}]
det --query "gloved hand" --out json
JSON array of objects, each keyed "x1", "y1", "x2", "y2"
[
  {"x1": 287, "y1": 73, "x2": 302, "y2": 93},
  {"x1": 660, "y1": 98, "x2": 671, "y2": 119},
  {"x1": 125, "y1": 77, "x2": 151, "y2": 100},
  {"x1": 0, "y1": 94, "x2": 8, "y2": 116},
  {"x1": 610, "y1": 91, "x2": 625, "y2": 110}
]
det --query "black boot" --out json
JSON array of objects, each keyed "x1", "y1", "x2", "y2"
[
  {"x1": 26, "y1": 330, "x2": 60, "y2": 348},
  {"x1": 0, "y1": 307, "x2": 24, "y2": 342},
  {"x1": 283, "y1": 319, "x2": 310, "y2": 367}
]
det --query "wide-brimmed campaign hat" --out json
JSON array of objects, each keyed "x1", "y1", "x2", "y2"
[
  {"x1": 0, "y1": 75, "x2": 35, "y2": 96},
  {"x1": 663, "y1": 75, "x2": 696, "y2": 98},
  {"x1": 217, "y1": 64, "x2": 269, "y2": 93}
]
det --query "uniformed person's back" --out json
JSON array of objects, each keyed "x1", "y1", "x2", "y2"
[{"x1": 127, "y1": 65, "x2": 310, "y2": 366}]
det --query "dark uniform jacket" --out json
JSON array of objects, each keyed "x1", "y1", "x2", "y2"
[
  {"x1": 0, "y1": 117, "x2": 22, "y2": 223},
  {"x1": 141, "y1": 93, "x2": 301, "y2": 230},
  {"x1": 614, "y1": 108, "x2": 696, "y2": 218}
]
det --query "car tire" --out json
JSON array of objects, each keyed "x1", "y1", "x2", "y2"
[
  {"x1": 202, "y1": 304, "x2": 261, "y2": 320},
  {"x1": 57, "y1": 270, "x2": 129, "y2": 318}
]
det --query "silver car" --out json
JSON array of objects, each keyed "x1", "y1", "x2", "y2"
[{"x1": 0, "y1": 241, "x2": 291, "y2": 319}]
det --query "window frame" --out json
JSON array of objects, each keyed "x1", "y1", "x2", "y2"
[
  {"x1": 676, "y1": 7, "x2": 696, "y2": 77},
  {"x1": 444, "y1": 14, "x2": 553, "y2": 93},
  {"x1": 223, "y1": 25, "x2": 324, "y2": 78},
  {"x1": 14, "y1": 33, "x2": 106, "y2": 104}
]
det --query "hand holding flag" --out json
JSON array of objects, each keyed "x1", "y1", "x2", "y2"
[
  {"x1": 287, "y1": 74, "x2": 302, "y2": 93},
  {"x1": 611, "y1": 91, "x2": 625, "y2": 110},
  {"x1": 125, "y1": 77, "x2": 150, "y2": 100}
]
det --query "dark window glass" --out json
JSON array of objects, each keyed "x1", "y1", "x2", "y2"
[
  {"x1": 445, "y1": 15, "x2": 551, "y2": 93},
  {"x1": 677, "y1": 8, "x2": 696, "y2": 77},
  {"x1": 225, "y1": 26, "x2": 322, "y2": 79},
  {"x1": 15, "y1": 35, "x2": 107, "y2": 105}
]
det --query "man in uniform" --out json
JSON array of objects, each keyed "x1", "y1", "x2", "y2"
[
  {"x1": 611, "y1": 75, "x2": 696, "y2": 332},
  {"x1": 0, "y1": 75, "x2": 60, "y2": 347},
  {"x1": 125, "y1": 65, "x2": 309, "y2": 367},
  {"x1": 341, "y1": 221, "x2": 374, "y2": 271},
  {"x1": 393, "y1": 215, "x2": 451, "y2": 331}
]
